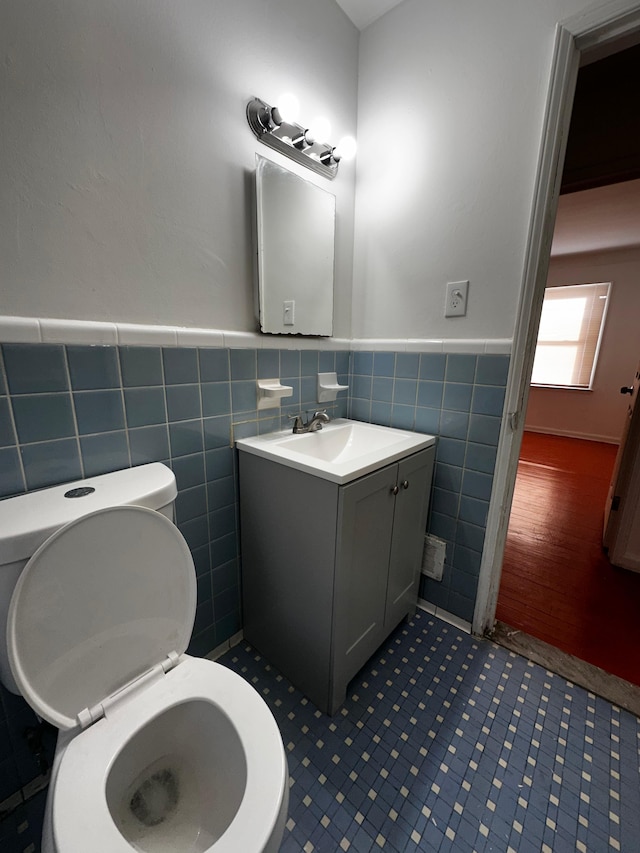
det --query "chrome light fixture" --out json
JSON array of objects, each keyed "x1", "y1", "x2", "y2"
[{"x1": 246, "y1": 95, "x2": 356, "y2": 180}]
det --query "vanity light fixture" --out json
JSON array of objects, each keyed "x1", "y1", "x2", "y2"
[{"x1": 246, "y1": 95, "x2": 356, "y2": 180}]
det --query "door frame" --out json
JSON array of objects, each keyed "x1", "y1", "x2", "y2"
[{"x1": 473, "y1": 0, "x2": 640, "y2": 636}]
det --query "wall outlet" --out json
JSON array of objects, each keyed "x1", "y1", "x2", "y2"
[{"x1": 445, "y1": 280, "x2": 469, "y2": 317}]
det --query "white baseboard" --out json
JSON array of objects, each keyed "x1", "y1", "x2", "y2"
[
  {"x1": 524, "y1": 426, "x2": 619, "y2": 445},
  {"x1": 206, "y1": 629, "x2": 244, "y2": 661},
  {"x1": 417, "y1": 599, "x2": 472, "y2": 634}
]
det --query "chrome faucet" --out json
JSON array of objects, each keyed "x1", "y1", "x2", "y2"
[{"x1": 289, "y1": 410, "x2": 330, "y2": 434}]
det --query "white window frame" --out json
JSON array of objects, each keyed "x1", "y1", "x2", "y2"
[{"x1": 530, "y1": 281, "x2": 611, "y2": 391}]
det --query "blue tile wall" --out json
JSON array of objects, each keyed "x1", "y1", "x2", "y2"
[
  {"x1": 0, "y1": 341, "x2": 349, "y2": 818},
  {"x1": 0, "y1": 342, "x2": 349, "y2": 636},
  {"x1": 0, "y1": 339, "x2": 506, "y2": 822},
  {"x1": 348, "y1": 351, "x2": 508, "y2": 624}
]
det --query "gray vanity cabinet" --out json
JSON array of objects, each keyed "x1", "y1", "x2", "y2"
[
  {"x1": 239, "y1": 445, "x2": 434, "y2": 715},
  {"x1": 386, "y1": 450, "x2": 436, "y2": 628}
]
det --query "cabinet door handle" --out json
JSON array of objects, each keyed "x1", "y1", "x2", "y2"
[
  {"x1": 391, "y1": 484, "x2": 399, "y2": 495},
  {"x1": 402, "y1": 480, "x2": 409, "y2": 490}
]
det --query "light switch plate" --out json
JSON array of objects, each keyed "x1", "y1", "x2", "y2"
[{"x1": 283, "y1": 300, "x2": 295, "y2": 325}]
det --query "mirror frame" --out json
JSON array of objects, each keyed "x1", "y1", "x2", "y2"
[{"x1": 255, "y1": 155, "x2": 336, "y2": 336}]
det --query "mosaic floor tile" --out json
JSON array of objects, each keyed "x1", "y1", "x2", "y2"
[{"x1": 220, "y1": 612, "x2": 640, "y2": 852}]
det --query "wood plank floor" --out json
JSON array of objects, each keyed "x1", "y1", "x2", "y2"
[{"x1": 496, "y1": 431, "x2": 640, "y2": 687}]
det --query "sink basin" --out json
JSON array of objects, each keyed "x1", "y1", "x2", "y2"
[
  {"x1": 236, "y1": 419, "x2": 435, "y2": 484},
  {"x1": 276, "y1": 422, "x2": 408, "y2": 463}
]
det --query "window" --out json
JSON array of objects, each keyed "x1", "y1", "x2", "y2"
[{"x1": 531, "y1": 282, "x2": 611, "y2": 389}]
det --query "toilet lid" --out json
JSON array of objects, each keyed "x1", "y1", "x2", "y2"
[{"x1": 7, "y1": 506, "x2": 197, "y2": 730}]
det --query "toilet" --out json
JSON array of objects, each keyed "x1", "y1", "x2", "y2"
[{"x1": 0, "y1": 464, "x2": 289, "y2": 853}]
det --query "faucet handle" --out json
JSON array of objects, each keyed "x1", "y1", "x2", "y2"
[{"x1": 287, "y1": 413, "x2": 305, "y2": 432}]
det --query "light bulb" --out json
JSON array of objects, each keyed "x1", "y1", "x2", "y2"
[
  {"x1": 276, "y1": 93, "x2": 300, "y2": 124},
  {"x1": 308, "y1": 116, "x2": 332, "y2": 145},
  {"x1": 292, "y1": 128, "x2": 314, "y2": 149},
  {"x1": 334, "y1": 135, "x2": 357, "y2": 162}
]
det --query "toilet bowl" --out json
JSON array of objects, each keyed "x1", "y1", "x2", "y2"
[
  {"x1": 47, "y1": 657, "x2": 288, "y2": 853},
  {"x1": 0, "y1": 467, "x2": 288, "y2": 853}
]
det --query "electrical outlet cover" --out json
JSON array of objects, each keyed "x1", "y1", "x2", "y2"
[
  {"x1": 421, "y1": 534, "x2": 446, "y2": 580},
  {"x1": 445, "y1": 280, "x2": 469, "y2": 318}
]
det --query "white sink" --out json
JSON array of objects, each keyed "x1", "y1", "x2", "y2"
[{"x1": 236, "y1": 419, "x2": 435, "y2": 484}]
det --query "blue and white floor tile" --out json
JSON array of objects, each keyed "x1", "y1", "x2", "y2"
[{"x1": 220, "y1": 612, "x2": 640, "y2": 852}]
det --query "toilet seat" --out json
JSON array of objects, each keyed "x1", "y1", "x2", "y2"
[
  {"x1": 51, "y1": 655, "x2": 289, "y2": 853},
  {"x1": 7, "y1": 505, "x2": 197, "y2": 730},
  {"x1": 7, "y1": 505, "x2": 288, "y2": 852}
]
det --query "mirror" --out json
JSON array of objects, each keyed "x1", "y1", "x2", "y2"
[{"x1": 255, "y1": 155, "x2": 335, "y2": 336}]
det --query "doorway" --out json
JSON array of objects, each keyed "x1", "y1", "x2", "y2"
[
  {"x1": 493, "y1": 38, "x2": 640, "y2": 685},
  {"x1": 474, "y1": 1, "x2": 640, "y2": 660}
]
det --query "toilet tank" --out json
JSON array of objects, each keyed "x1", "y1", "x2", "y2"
[{"x1": 0, "y1": 463, "x2": 177, "y2": 695}]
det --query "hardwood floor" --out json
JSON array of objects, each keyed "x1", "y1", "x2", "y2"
[{"x1": 496, "y1": 431, "x2": 640, "y2": 687}]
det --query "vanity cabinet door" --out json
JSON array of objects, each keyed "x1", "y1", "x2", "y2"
[
  {"x1": 384, "y1": 447, "x2": 434, "y2": 631},
  {"x1": 331, "y1": 464, "x2": 397, "y2": 713}
]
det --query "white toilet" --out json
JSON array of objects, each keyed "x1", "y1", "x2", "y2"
[{"x1": 0, "y1": 463, "x2": 288, "y2": 853}]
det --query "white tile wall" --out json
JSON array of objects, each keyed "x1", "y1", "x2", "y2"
[{"x1": 0, "y1": 315, "x2": 512, "y2": 354}]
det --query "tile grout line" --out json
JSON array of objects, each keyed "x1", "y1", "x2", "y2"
[
  {"x1": 62, "y1": 345, "x2": 85, "y2": 480},
  {"x1": 113, "y1": 345, "x2": 134, "y2": 471},
  {"x1": 0, "y1": 346, "x2": 28, "y2": 493}
]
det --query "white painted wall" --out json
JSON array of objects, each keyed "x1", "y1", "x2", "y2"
[
  {"x1": 352, "y1": 0, "x2": 595, "y2": 341},
  {"x1": 525, "y1": 247, "x2": 640, "y2": 443},
  {"x1": 5, "y1": 0, "x2": 623, "y2": 348},
  {"x1": 0, "y1": 0, "x2": 358, "y2": 336},
  {"x1": 551, "y1": 179, "x2": 640, "y2": 256}
]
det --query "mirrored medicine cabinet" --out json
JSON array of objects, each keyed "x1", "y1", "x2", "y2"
[{"x1": 255, "y1": 155, "x2": 335, "y2": 336}]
